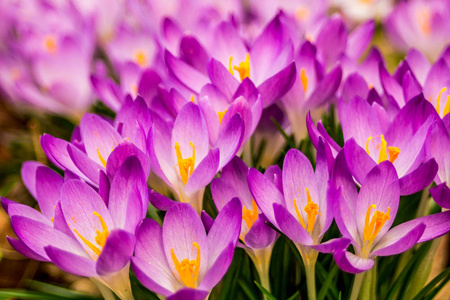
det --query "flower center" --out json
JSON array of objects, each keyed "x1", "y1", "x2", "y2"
[
  {"x1": 300, "y1": 68, "x2": 308, "y2": 93},
  {"x1": 240, "y1": 199, "x2": 259, "y2": 240},
  {"x1": 171, "y1": 242, "x2": 201, "y2": 288},
  {"x1": 73, "y1": 211, "x2": 109, "y2": 259},
  {"x1": 43, "y1": 35, "x2": 58, "y2": 54},
  {"x1": 362, "y1": 204, "x2": 390, "y2": 255},
  {"x1": 134, "y1": 49, "x2": 147, "y2": 67},
  {"x1": 293, "y1": 188, "x2": 319, "y2": 234},
  {"x1": 228, "y1": 54, "x2": 250, "y2": 81},
  {"x1": 366, "y1": 135, "x2": 400, "y2": 164},
  {"x1": 175, "y1": 141, "x2": 196, "y2": 185}
]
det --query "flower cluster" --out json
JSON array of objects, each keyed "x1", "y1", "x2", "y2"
[{"x1": 2, "y1": 1, "x2": 450, "y2": 300}]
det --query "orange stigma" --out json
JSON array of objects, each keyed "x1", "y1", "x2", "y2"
[
  {"x1": 300, "y1": 68, "x2": 308, "y2": 93},
  {"x1": 175, "y1": 142, "x2": 195, "y2": 185},
  {"x1": 366, "y1": 135, "x2": 400, "y2": 164},
  {"x1": 43, "y1": 35, "x2": 57, "y2": 54},
  {"x1": 134, "y1": 50, "x2": 147, "y2": 67},
  {"x1": 242, "y1": 199, "x2": 259, "y2": 230},
  {"x1": 362, "y1": 204, "x2": 390, "y2": 254},
  {"x1": 228, "y1": 54, "x2": 251, "y2": 81},
  {"x1": 293, "y1": 188, "x2": 319, "y2": 233},
  {"x1": 73, "y1": 211, "x2": 109, "y2": 258},
  {"x1": 171, "y1": 242, "x2": 201, "y2": 288},
  {"x1": 218, "y1": 109, "x2": 227, "y2": 123}
]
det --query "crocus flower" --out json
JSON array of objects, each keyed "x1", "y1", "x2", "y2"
[
  {"x1": 330, "y1": 0, "x2": 393, "y2": 23},
  {"x1": 165, "y1": 13, "x2": 296, "y2": 108},
  {"x1": 148, "y1": 102, "x2": 243, "y2": 213},
  {"x1": 210, "y1": 156, "x2": 278, "y2": 291},
  {"x1": 41, "y1": 104, "x2": 151, "y2": 187},
  {"x1": 3, "y1": 156, "x2": 149, "y2": 299},
  {"x1": 131, "y1": 198, "x2": 242, "y2": 299},
  {"x1": 332, "y1": 152, "x2": 450, "y2": 273},
  {"x1": 247, "y1": 140, "x2": 346, "y2": 299},
  {"x1": 385, "y1": 0, "x2": 450, "y2": 61}
]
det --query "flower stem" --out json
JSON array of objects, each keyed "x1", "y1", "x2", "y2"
[
  {"x1": 350, "y1": 272, "x2": 366, "y2": 300},
  {"x1": 304, "y1": 259, "x2": 317, "y2": 300}
]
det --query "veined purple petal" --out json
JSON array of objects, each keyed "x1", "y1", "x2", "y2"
[
  {"x1": 344, "y1": 139, "x2": 377, "y2": 184},
  {"x1": 334, "y1": 250, "x2": 374, "y2": 274},
  {"x1": 7, "y1": 202, "x2": 52, "y2": 226},
  {"x1": 96, "y1": 229, "x2": 135, "y2": 275},
  {"x1": 258, "y1": 62, "x2": 296, "y2": 107},
  {"x1": 215, "y1": 114, "x2": 244, "y2": 170},
  {"x1": 7, "y1": 236, "x2": 47, "y2": 261},
  {"x1": 423, "y1": 58, "x2": 450, "y2": 101},
  {"x1": 45, "y1": 245, "x2": 97, "y2": 277},
  {"x1": 34, "y1": 165, "x2": 63, "y2": 219},
  {"x1": 273, "y1": 203, "x2": 313, "y2": 245},
  {"x1": 399, "y1": 159, "x2": 438, "y2": 195},
  {"x1": 406, "y1": 48, "x2": 430, "y2": 85},
  {"x1": 163, "y1": 203, "x2": 208, "y2": 283},
  {"x1": 315, "y1": 15, "x2": 347, "y2": 68},
  {"x1": 185, "y1": 148, "x2": 220, "y2": 194},
  {"x1": 80, "y1": 114, "x2": 122, "y2": 168},
  {"x1": 247, "y1": 168, "x2": 285, "y2": 225},
  {"x1": 67, "y1": 144, "x2": 101, "y2": 185},
  {"x1": 244, "y1": 214, "x2": 278, "y2": 249},
  {"x1": 166, "y1": 288, "x2": 209, "y2": 300},
  {"x1": 208, "y1": 58, "x2": 239, "y2": 100},
  {"x1": 149, "y1": 190, "x2": 177, "y2": 211},
  {"x1": 306, "y1": 66, "x2": 342, "y2": 109},
  {"x1": 380, "y1": 63, "x2": 404, "y2": 107},
  {"x1": 430, "y1": 183, "x2": 450, "y2": 209},
  {"x1": 180, "y1": 36, "x2": 209, "y2": 75},
  {"x1": 21, "y1": 161, "x2": 42, "y2": 199},
  {"x1": 371, "y1": 223, "x2": 425, "y2": 256},
  {"x1": 347, "y1": 20, "x2": 375, "y2": 60},
  {"x1": 201, "y1": 211, "x2": 214, "y2": 232},
  {"x1": 308, "y1": 238, "x2": 351, "y2": 253},
  {"x1": 198, "y1": 242, "x2": 235, "y2": 291},
  {"x1": 134, "y1": 219, "x2": 180, "y2": 295},
  {"x1": 402, "y1": 71, "x2": 422, "y2": 102},
  {"x1": 264, "y1": 165, "x2": 283, "y2": 193}
]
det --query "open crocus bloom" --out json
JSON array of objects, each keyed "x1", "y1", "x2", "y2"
[
  {"x1": 149, "y1": 102, "x2": 243, "y2": 213},
  {"x1": 332, "y1": 153, "x2": 450, "y2": 273},
  {"x1": 247, "y1": 140, "x2": 346, "y2": 259},
  {"x1": 338, "y1": 94, "x2": 438, "y2": 195},
  {"x1": 41, "y1": 104, "x2": 151, "y2": 187},
  {"x1": 131, "y1": 198, "x2": 242, "y2": 299},
  {"x1": 4, "y1": 156, "x2": 148, "y2": 299}
]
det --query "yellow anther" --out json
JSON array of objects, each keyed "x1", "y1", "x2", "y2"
[
  {"x1": 366, "y1": 136, "x2": 373, "y2": 155},
  {"x1": 131, "y1": 84, "x2": 138, "y2": 95},
  {"x1": 229, "y1": 54, "x2": 251, "y2": 81},
  {"x1": 43, "y1": 35, "x2": 57, "y2": 53},
  {"x1": 362, "y1": 204, "x2": 390, "y2": 254},
  {"x1": 73, "y1": 211, "x2": 109, "y2": 258},
  {"x1": 190, "y1": 94, "x2": 195, "y2": 103},
  {"x1": 388, "y1": 147, "x2": 400, "y2": 163},
  {"x1": 378, "y1": 135, "x2": 387, "y2": 163},
  {"x1": 218, "y1": 109, "x2": 227, "y2": 123},
  {"x1": 242, "y1": 199, "x2": 259, "y2": 230},
  {"x1": 293, "y1": 198, "x2": 307, "y2": 229},
  {"x1": 171, "y1": 242, "x2": 201, "y2": 288},
  {"x1": 175, "y1": 142, "x2": 195, "y2": 185},
  {"x1": 436, "y1": 87, "x2": 447, "y2": 115},
  {"x1": 300, "y1": 68, "x2": 308, "y2": 93},
  {"x1": 444, "y1": 95, "x2": 450, "y2": 116},
  {"x1": 51, "y1": 217, "x2": 54, "y2": 223},
  {"x1": 97, "y1": 148, "x2": 107, "y2": 168},
  {"x1": 134, "y1": 50, "x2": 147, "y2": 67},
  {"x1": 304, "y1": 188, "x2": 319, "y2": 233}
]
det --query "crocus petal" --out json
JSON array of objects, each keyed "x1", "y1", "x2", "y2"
[
  {"x1": 334, "y1": 250, "x2": 374, "y2": 274},
  {"x1": 80, "y1": 114, "x2": 122, "y2": 167},
  {"x1": 166, "y1": 50, "x2": 209, "y2": 93},
  {"x1": 308, "y1": 238, "x2": 351, "y2": 253},
  {"x1": 45, "y1": 245, "x2": 97, "y2": 277},
  {"x1": 105, "y1": 140, "x2": 150, "y2": 181},
  {"x1": 180, "y1": 36, "x2": 209, "y2": 75},
  {"x1": 208, "y1": 58, "x2": 239, "y2": 99},
  {"x1": 315, "y1": 15, "x2": 347, "y2": 68},
  {"x1": 406, "y1": 48, "x2": 430, "y2": 85},
  {"x1": 185, "y1": 148, "x2": 220, "y2": 194},
  {"x1": 344, "y1": 138, "x2": 377, "y2": 184},
  {"x1": 134, "y1": 219, "x2": 180, "y2": 295},
  {"x1": 341, "y1": 74, "x2": 369, "y2": 103},
  {"x1": 109, "y1": 156, "x2": 147, "y2": 231},
  {"x1": 347, "y1": 20, "x2": 375, "y2": 60},
  {"x1": 198, "y1": 242, "x2": 235, "y2": 291},
  {"x1": 67, "y1": 144, "x2": 100, "y2": 185},
  {"x1": 258, "y1": 62, "x2": 296, "y2": 107},
  {"x1": 247, "y1": 168, "x2": 285, "y2": 225},
  {"x1": 149, "y1": 190, "x2": 177, "y2": 211},
  {"x1": 402, "y1": 71, "x2": 422, "y2": 102},
  {"x1": 7, "y1": 202, "x2": 52, "y2": 226},
  {"x1": 163, "y1": 203, "x2": 208, "y2": 282},
  {"x1": 244, "y1": 214, "x2": 278, "y2": 249},
  {"x1": 398, "y1": 159, "x2": 438, "y2": 195},
  {"x1": 273, "y1": 203, "x2": 313, "y2": 245},
  {"x1": 11, "y1": 216, "x2": 85, "y2": 260},
  {"x1": 380, "y1": 63, "x2": 404, "y2": 106},
  {"x1": 306, "y1": 66, "x2": 342, "y2": 109},
  {"x1": 430, "y1": 183, "x2": 450, "y2": 209},
  {"x1": 166, "y1": 288, "x2": 209, "y2": 300},
  {"x1": 7, "y1": 235, "x2": 46, "y2": 261},
  {"x1": 371, "y1": 223, "x2": 425, "y2": 256},
  {"x1": 20, "y1": 161, "x2": 42, "y2": 199},
  {"x1": 96, "y1": 229, "x2": 135, "y2": 275},
  {"x1": 264, "y1": 165, "x2": 283, "y2": 193},
  {"x1": 201, "y1": 211, "x2": 214, "y2": 232},
  {"x1": 423, "y1": 58, "x2": 450, "y2": 101},
  {"x1": 207, "y1": 198, "x2": 241, "y2": 267},
  {"x1": 215, "y1": 114, "x2": 244, "y2": 169}
]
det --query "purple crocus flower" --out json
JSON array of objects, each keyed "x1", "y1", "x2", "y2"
[
  {"x1": 165, "y1": 13, "x2": 296, "y2": 108},
  {"x1": 385, "y1": 0, "x2": 450, "y2": 61},
  {"x1": 149, "y1": 102, "x2": 243, "y2": 213},
  {"x1": 247, "y1": 140, "x2": 345, "y2": 299},
  {"x1": 210, "y1": 156, "x2": 278, "y2": 290},
  {"x1": 332, "y1": 152, "x2": 450, "y2": 273},
  {"x1": 41, "y1": 103, "x2": 151, "y2": 187},
  {"x1": 3, "y1": 156, "x2": 148, "y2": 299},
  {"x1": 131, "y1": 198, "x2": 242, "y2": 299}
]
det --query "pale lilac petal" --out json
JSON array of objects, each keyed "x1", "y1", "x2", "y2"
[
  {"x1": 273, "y1": 203, "x2": 313, "y2": 245},
  {"x1": 131, "y1": 257, "x2": 176, "y2": 296},
  {"x1": 334, "y1": 250, "x2": 374, "y2": 274},
  {"x1": 371, "y1": 223, "x2": 425, "y2": 256},
  {"x1": 198, "y1": 243, "x2": 234, "y2": 291},
  {"x1": 45, "y1": 245, "x2": 97, "y2": 277}
]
